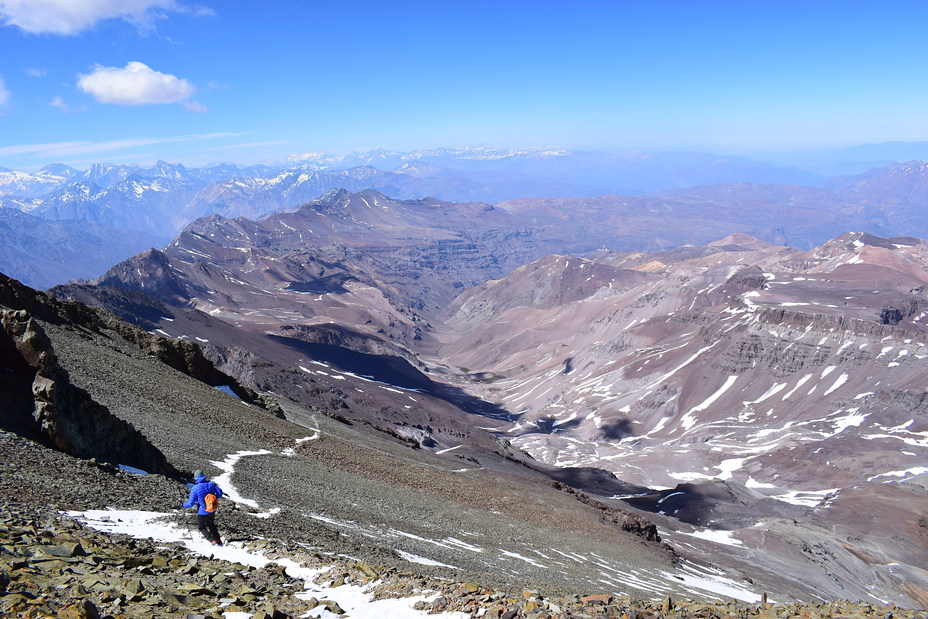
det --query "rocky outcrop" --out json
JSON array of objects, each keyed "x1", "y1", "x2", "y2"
[
  {"x1": 10, "y1": 273, "x2": 283, "y2": 416},
  {"x1": 0, "y1": 271, "x2": 285, "y2": 469},
  {"x1": 0, "y1": 308, "x2": 178, "y2": 476},
  {"x1": 550, "y1": 481, "x2": 664, "y2": 544},
  {"x1": 725, "y1": 265, "x2": 768, "y2": 290},
  {"x1": 756, "y1": 305, "x2": 925, "y2": 340},
  {"x1": 92, "y1": 317, "x2": 283, "y2": 417}
]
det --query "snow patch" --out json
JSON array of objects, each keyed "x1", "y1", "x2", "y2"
[
  {"x1": 395, "y1": 550, "x2": 460, "y2": 569},
  {"x1": 679, "y1": 375, "x2": 738, "y2": 431},
  {"x1": 867, "y1": 467, "x2": 928, "y2": 483},
  {"x1": 68, "y1": 510, "x2": 468, "y2": 619},
  {"x1": 675, "y1": 528, "x2": 745, "y2": 547},
  {"x1": 823, "y1": 373, "x2": 849, "y2": 396},
  {"x1": 773, "y1": 488, "x2": 839, "y2": 507},
  {"x1": 209, "y1": 450, "x2": 273, "y2": 511},
  {"x1": 500, "y1": 549, "x2": 547, "y2": 568}
]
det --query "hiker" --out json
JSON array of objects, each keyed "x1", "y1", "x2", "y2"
[{"x1": 182, "y1": 469, "x2": 224, "y2": 545}]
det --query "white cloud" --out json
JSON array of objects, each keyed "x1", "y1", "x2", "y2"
[
  {"x1": 0, "y1": 76, "x2": 9, "y2": 106},
  {"x1": 184, "y1": 100, "x2": 208, "y2": 113},
  {"x1": 25, "y1": 67, "x2": 47, "y2": 78},
  {"x1": 0, "y1": 133, "x2": 248, "y2": 159},
  {"x1": 0, "y1": 0, "x2": 201, "y2": 35},
  {"x1": 50, "y1": 96, "x2": 86, "y2": 113},
  {"x1": 77, "y1": 61, "x2": 195, "y2": 106}
]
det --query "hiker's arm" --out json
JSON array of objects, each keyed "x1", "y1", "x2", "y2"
[{"x1": 182, "y1": 487, "x2": 197, "y2": 509}]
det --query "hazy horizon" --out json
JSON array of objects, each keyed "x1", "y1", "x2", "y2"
[{"x1": 5, "y1": 140, "x2": 928, "y2": 176}]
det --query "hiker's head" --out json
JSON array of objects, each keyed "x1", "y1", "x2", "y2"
[{"x1": 193, "y1": 469, "x2": 206, "y2": 482}]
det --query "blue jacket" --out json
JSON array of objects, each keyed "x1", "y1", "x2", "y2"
[{"x1": 183, "y1": 475, "x2": 223, "y2": 515}]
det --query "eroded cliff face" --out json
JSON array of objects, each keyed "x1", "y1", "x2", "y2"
[{"x1": 0, "y1": 307, "x2": 178, "y2": 476}]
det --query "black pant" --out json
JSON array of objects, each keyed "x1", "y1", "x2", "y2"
[{"x1": 197, "y1": 513, "x2": 221, "y2": 543}]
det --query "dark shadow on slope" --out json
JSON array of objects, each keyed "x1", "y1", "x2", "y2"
[
  {"x1": 0, "y1": 337, "x2": 44, "y2": 442},
  {"x1": 534, "y1": 416, "x2": 583, "y2": 434},
  {"x1": 546, "y1": 466, "x2": 650, "y2": 498},
  {"x1": 268, "y1": 334, "x2": 434, "y2": 391},
  {"x1": 623, "y1": 480, "x2": 806, "y2": 528},
  {"x1": 284, "y1": 273, "x2": 356, "y2": 295},
  {"x1": 266, "y1": 334, "x2": 518, "y2": 422},
  {"x1": 436, "y1": 386, "x2": 521, "y2": 422},
  {"x1": 600, "y1": 418, "x2": 635, "y2": 440}
]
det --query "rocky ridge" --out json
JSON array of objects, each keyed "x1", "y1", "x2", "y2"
[
  {"x1": 4, "y1": 157, "x2": 928, "y2": 289},
  {"x1": 0, "y1": 272, "x2": 280, "y2": 416},
  {"x1": 0, "y1": 305, "x2": 178, "y2": 478}
]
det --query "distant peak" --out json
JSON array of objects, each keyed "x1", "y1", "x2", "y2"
[
  {"x1": 306, "y1": 188, "x2": 353, "y2": 211},
  {"x1": 317, "y1": 188, "x2": 350, "y2": 203},
  {"x1": 38, "y1": 163, "x2": 78, "y2": 176},
  {"x1": 153, "y1": 160, "x2": 187, "y2": 176},
  {"x1": 356, "y1": 187, "x2": 389, "y2": 199},
  {"x1": 394, "y1": 161, "x2": 443, "y2": 177},
  {"x1": 838, "y1": 232, "x2": 924, "y2": 249},
  {"x1": 139, "y1": 247, "x2": 169, "y2": 261},
  {"x1": 707, "y1": 233, "x2": 772, "y2": 250},
  {"x1": 811, "y1": 232, "x2": 927, "y2": 260}
]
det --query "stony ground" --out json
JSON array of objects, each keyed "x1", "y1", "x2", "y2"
[
  {"x1": 4, "y1": 501, "x2": 927, "y2": 619},
  {"x1": 3, "y1": 430, "x2": 927, "y2": 619}
]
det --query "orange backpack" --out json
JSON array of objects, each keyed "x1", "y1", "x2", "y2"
[{"x1": 204, "y1": 492, "x2": 219, "y2": 513}]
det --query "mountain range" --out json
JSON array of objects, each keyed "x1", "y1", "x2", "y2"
[{"x1": 2, "y1": 150, "x2": 928, "y2": 289}]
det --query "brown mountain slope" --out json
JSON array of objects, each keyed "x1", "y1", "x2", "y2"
[{"x1": 437, "y1": 232, "x2": 928, "y2": 606}]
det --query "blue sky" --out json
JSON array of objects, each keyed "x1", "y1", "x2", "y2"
[{"x1": 0, "y1": 0, "x2": 926, "y2": 170}]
